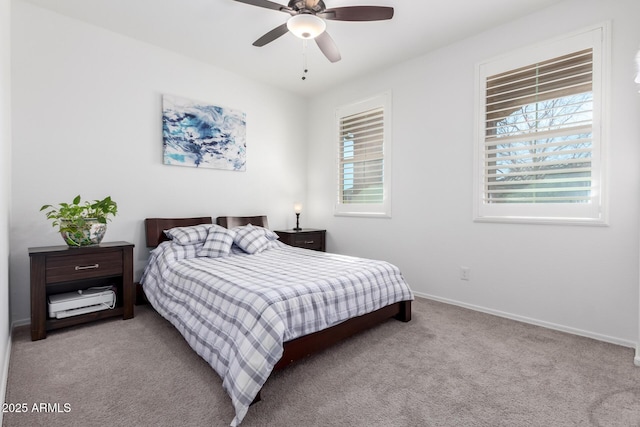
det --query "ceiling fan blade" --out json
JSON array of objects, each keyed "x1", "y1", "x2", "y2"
[
  {"x1": 253, "y1": 23, "x2": 290, "y2": 47},
  {"x1": 315, "y1": 31, "x2": 341, "y2": 63},
  {"x1": 233, "y1": 0, "x2": 291, "y2": 13},
  {"x1": 320, "y1": 6, "x2": 394, "y2": 21}
]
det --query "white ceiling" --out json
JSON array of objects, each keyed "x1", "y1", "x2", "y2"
[{"x1": 21, "y1": 0, "x2": 565, "y2": 97}]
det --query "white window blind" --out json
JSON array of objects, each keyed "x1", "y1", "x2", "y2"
[
  {"x1": 475, "y1": 25, "x2": 607, "y2": 224},
  {"x1": 485, "y1": 49, "x2": 593, "y2": 204},
  {"x1": 339, "y1": 107, "x2": 384, "y2": 204},
  {"x1": 335, "y1": 93, "x2": 391, "y2": 217}
]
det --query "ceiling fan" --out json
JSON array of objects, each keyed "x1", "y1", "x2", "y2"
[{"x1": 232, "y1": 0, "x2": 394, "y2": 63}]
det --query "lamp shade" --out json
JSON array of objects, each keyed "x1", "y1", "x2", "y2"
[{"x1": 287, "y1": 14, "x2": 326, "y2": 39}]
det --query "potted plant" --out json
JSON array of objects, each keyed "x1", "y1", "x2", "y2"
[{"x1": 40, "y1": 195, "x2": 118, "y2": 247}]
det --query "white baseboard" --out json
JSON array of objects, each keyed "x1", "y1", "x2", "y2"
[
  {"x1": 413, "y1": 291, "x2": 637, "y2": 351},
  {"x1": 11, "y1": 318, "x2": 29, "y2": 329}
]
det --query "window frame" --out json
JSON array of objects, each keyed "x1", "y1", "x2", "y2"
[
  {"x1": 473, "y1": 24, "x2": 609, "y2": 226},
  {"x1": 334, "y1": 92, "x2": 392, "y2": 218}
]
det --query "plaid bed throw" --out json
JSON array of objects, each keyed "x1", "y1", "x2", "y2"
[{"x1": 141, "y1": 241, "x2": 413, "y2": 426}]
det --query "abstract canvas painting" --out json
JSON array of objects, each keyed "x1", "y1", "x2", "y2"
[{"x1": 162, "y1": 95, "x2": 246, "y2": 171}]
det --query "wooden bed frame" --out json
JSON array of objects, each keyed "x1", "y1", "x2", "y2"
[{"x1": 143, "y1": 216, "x2": 412, "y2": 374}]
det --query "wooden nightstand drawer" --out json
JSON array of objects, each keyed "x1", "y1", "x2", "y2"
[
  {"x1": 46, "y1": 250, "x2": 123, "y2": 283},
  {"x1": 275, "y1": 229, "x2": 326, "y2": 252},
  {"x1": 292, "y1": 234, "x2": 323, "y2": 251}
]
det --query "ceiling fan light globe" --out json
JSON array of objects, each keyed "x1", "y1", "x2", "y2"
[{"x1": 287, "y1": 14, "x2": 326, "y2": 39}]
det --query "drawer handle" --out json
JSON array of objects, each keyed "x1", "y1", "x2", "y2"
[
  {"x1": 304, "y1": 240, "x2": 315, "y2": 244},
  {"x1": 75, "y1": 264, "x2": 99, "y2": 271}
]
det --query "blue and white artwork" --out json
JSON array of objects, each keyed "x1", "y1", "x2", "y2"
[{"x1": 162, "y1": 95, "x2": 246, "y2": 171}]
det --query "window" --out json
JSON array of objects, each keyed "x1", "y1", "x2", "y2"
[
  {"x1": 335, "y1": 92, "x2": 391, "y2": 217},
  {"x1": 474, "y1": 25, "x2": 608, "y2": 224}
]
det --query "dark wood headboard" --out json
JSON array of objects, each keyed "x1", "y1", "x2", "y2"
[
  {"x1": 144, "y1": 216, "x2": 270, "y2": 247},
  {"x1": 216, "y1": 215, "x2": 269, "y2": 229},
  {"x1": 144, "y1": 217, "x2": 213, "y2": 247}
]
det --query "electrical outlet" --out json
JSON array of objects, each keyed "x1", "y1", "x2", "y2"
[{"x1": 460, "y1": 266, "x2": 470, "y2": 281}]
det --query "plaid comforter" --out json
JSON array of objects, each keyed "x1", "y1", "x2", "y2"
[{"x1": 141, "y1": 240, "x2": 413, "y2": 426}]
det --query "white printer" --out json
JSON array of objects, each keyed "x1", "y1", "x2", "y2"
[{"x1": 48, "y1": 288, "x2": 116, "y2": 319}]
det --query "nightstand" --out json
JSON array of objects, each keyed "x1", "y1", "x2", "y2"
[
  {"x1": 275, "y1": 229, "x2": 326, "y2": 252},
  {"x1": 28, "y1": 241, "x2": 134, "y2": 341}
]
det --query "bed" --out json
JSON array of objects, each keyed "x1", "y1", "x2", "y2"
[{"x1": 141, "y1": 216, "x2": 413, "y2": 426}]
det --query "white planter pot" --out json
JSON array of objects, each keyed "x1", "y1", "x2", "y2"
[{"x1": 60, "y1": 219, "x2": 107, "y2": 247}]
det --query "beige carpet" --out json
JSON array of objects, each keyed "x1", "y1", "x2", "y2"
[{"x1": 3, "y1": 297, "x2": 640, "y2": 427}]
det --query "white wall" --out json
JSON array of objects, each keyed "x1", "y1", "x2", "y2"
[
  {"x1": 0, "y1": 0, "x2": 12, "y2": 412},
  {"x1": 307, "y1": 0, "x2": 640, "y2": 346},
  {"x1": 9, "y1": 2, "x2": 308, "y2": 324}
]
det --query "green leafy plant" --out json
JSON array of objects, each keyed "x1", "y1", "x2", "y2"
[{"x1": 40, "y1": 195, "x2": 118, "y2": 246}]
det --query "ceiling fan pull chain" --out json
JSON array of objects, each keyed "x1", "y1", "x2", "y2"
[{"x1": 301, "y1": 40, "x2": 309, "y2": 81}]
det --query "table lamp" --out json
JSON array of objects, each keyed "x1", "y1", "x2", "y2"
[{"x1": 294, "y1": 204, "x2": 302, "y2": 231}]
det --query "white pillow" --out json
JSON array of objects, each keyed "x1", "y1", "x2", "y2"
[
  {"x1": 155, "y1": 240, "x2": 203, "y2": 260},
  {"x1": 232, "y1": 224, "x2": 271, "y2": 254},
  {"x1": 261, "y1": 227, "x2": 280, "y2": 241},
  {"x1": 197, "y1": 225, "x2": 236, "y2": 258},
  {"x1": 164, "y1": 224, "x2": 213, "y2": 245}
]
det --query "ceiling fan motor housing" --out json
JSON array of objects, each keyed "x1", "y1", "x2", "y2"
[{"x1": 288, "y1": 0, "x2": 327, "y2": 14}]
